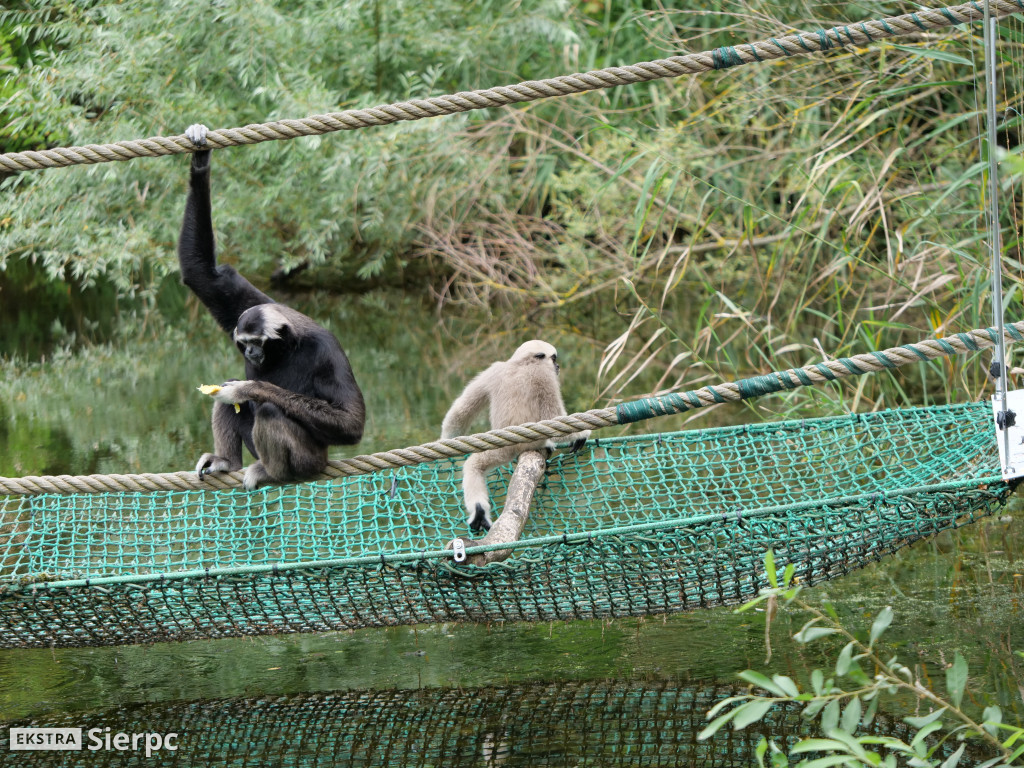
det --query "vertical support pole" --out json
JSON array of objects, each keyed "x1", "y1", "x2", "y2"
[{"x1": 984, "y1": 0, "x2": 1012, "y2": 471}]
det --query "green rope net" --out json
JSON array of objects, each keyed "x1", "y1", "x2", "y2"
[{"x1": 0, "y1": 402, "x2": 1009, "y2": 648}]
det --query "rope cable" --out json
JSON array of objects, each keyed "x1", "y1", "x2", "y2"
[
  {"x1": 1, "y1": 320, "x2": 1021, "y2": 496},
  {"x1": 0, "y1": 0, "x2": 1022, "y2": 174}
]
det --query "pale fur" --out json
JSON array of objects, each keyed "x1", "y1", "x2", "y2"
[{"x1": 441, "y1": 340, "x2": 590, "y2": 533}]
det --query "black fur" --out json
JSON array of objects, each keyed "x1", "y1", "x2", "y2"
[{"x1": 179, "y1": 148, "x2": 365, "y2": 489}]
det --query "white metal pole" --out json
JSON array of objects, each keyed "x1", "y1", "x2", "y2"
[{"x1": 983, "y1": 0, "x2": 1011, "y2": 471}]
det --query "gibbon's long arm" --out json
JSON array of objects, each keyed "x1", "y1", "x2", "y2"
[
  {"x1": 441, "y1": 364, "x2": 498, "y2": 439},
  {"x1": 228, "y1": 380, "x2": 364, "y2": 446},
  {"x1": 178, "y1": 150, "x2": 272, "y2": 335}
]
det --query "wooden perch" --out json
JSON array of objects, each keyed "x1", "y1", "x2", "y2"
[{"x1": 449, "y1": 450, "x2": 547, "y2": 566}]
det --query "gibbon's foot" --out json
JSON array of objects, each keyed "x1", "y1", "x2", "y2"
[
  {"x1": 468, "y1": 503, "x2": 493, "y2": 534},
  {"x1": 548, "y1": 431, "x2": 591, "y2": 456},
  {"x1": 185, "y1": 123, "x2": 208, "y2": 147},
  {"x1": 243, "y1": 461, "x2": 272, "y2": 491},
  {"x1": 567, "y1": 429, "x2": 591, "y2": 454},
  {"x1": 196, "y1": 453, "x2": 239, "y2": 478}
]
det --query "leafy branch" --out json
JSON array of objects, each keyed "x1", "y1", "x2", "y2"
[{"x1": 698, "y1": 551, "x2": 1024, "y2": 768}]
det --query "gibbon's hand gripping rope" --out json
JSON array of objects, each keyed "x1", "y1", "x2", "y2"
[
  {"x1": 0, "y1": 0, "x2": 1022, "y2": 173},
  {"x1": 1, "y1": 321, "x2": 1021, "y2": 495}
]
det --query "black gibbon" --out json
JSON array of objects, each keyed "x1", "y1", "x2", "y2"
[
  {"x1": 179, "y1": 124, "x2": 365, "y2": 490},
  {"x1": 441, "y1": 340, "x2": 589, "y2": 533}
]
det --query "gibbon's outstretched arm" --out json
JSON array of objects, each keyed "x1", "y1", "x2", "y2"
[
  {"x1": 211, "y1": 379, "x2": 364, "y2": 446},
  {"x1": 181, "y1": 124, "x2": 365, "y2": 490},
  {"x1": 178, "y1": 124, "x2": 271, "y2": 335},
  {"x1": 440, "y1": 364, "x2": 499, "y2": 439}
]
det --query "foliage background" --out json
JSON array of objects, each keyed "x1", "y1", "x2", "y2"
[
  {"x1": 1, "y1": 0, "x2": 1022, "y2": 433},
  {"x1": 2, "y1": 0, "x2": 1021, "y2": 410}
]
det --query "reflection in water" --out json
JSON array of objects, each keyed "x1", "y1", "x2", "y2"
[{"x1": 0, "y1": 680, "x2": 950, "y2": 767}]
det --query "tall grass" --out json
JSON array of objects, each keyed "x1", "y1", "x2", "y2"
[{"x1": 414, "y1": 2, "x2": 1024, "y2": 419}]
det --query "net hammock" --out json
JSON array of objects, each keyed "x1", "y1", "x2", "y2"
[
  {"x1": 0, "y1": 401, "x2": 1009, "y2": 649},
  {"x1": 0, "y1": 0, "x2": 1020, "y2": 651}
]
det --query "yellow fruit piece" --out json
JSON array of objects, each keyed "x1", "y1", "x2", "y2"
[{"x1": 197, "y1": 384, "x2": 241, "y2": 413}]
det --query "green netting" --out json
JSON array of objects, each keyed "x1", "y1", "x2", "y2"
[
  {"x1": 0, "y1": 402, "x2": 1011, "y2": 648},
  {"x1": 0, "y1": 681, "x2": 976, "y2": 767}
]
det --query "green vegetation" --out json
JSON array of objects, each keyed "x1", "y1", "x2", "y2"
[
  {"x1": 1, "y1": 0, "x2": 1021, "y2": 416},
  {"x1": 0, "y1": 6, "x2": 61, "y2": 154},
  {"x1": 0, "y1": 0, "x2": 587, "y2": 297},
  {"x1": 700, "y1": 552, "x2": 1024, "y2": 767}
]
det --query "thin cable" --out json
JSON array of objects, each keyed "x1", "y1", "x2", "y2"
[{"x1": 1000, "y1": 9, "x2": 1024, "y2": 309}]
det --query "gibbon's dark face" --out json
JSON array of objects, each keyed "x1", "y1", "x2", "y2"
[
  {"x1": 233, "y1": 305, "x2": 290, "y2": 370},
  {"x1": 235, "y1": 333, "x2": 266, "y2": 368}
]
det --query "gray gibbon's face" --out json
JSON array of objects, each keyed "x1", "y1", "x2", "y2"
[
  {"x1": 511, "y1": 340, "x2": 560, "y2": 375},
  {"x1": 541, "y1": 351, "x2": 560, "y2": 375}
]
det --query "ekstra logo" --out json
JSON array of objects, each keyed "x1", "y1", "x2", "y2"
[
  {"x1": 9, "y1": 728, "x2": 82, "y2": 751},
  {"x1": 9, "y1": 727, "x2": 178, "y2": 756}
]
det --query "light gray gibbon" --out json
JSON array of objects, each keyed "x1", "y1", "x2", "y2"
[
  {"x1": 441, "y1": 340, "x2": 590, "y2": 533},
  {"x1": 179, "y1": 124, "x2": 365, "y2": 491}
]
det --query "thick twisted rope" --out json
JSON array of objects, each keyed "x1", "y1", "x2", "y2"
[
  {"x1": 1, "y1": 321, "x2": 1020, "y2": 496},
  {"x1": 1, "y1": 0, "x2": 1020, "y2": 174}
]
